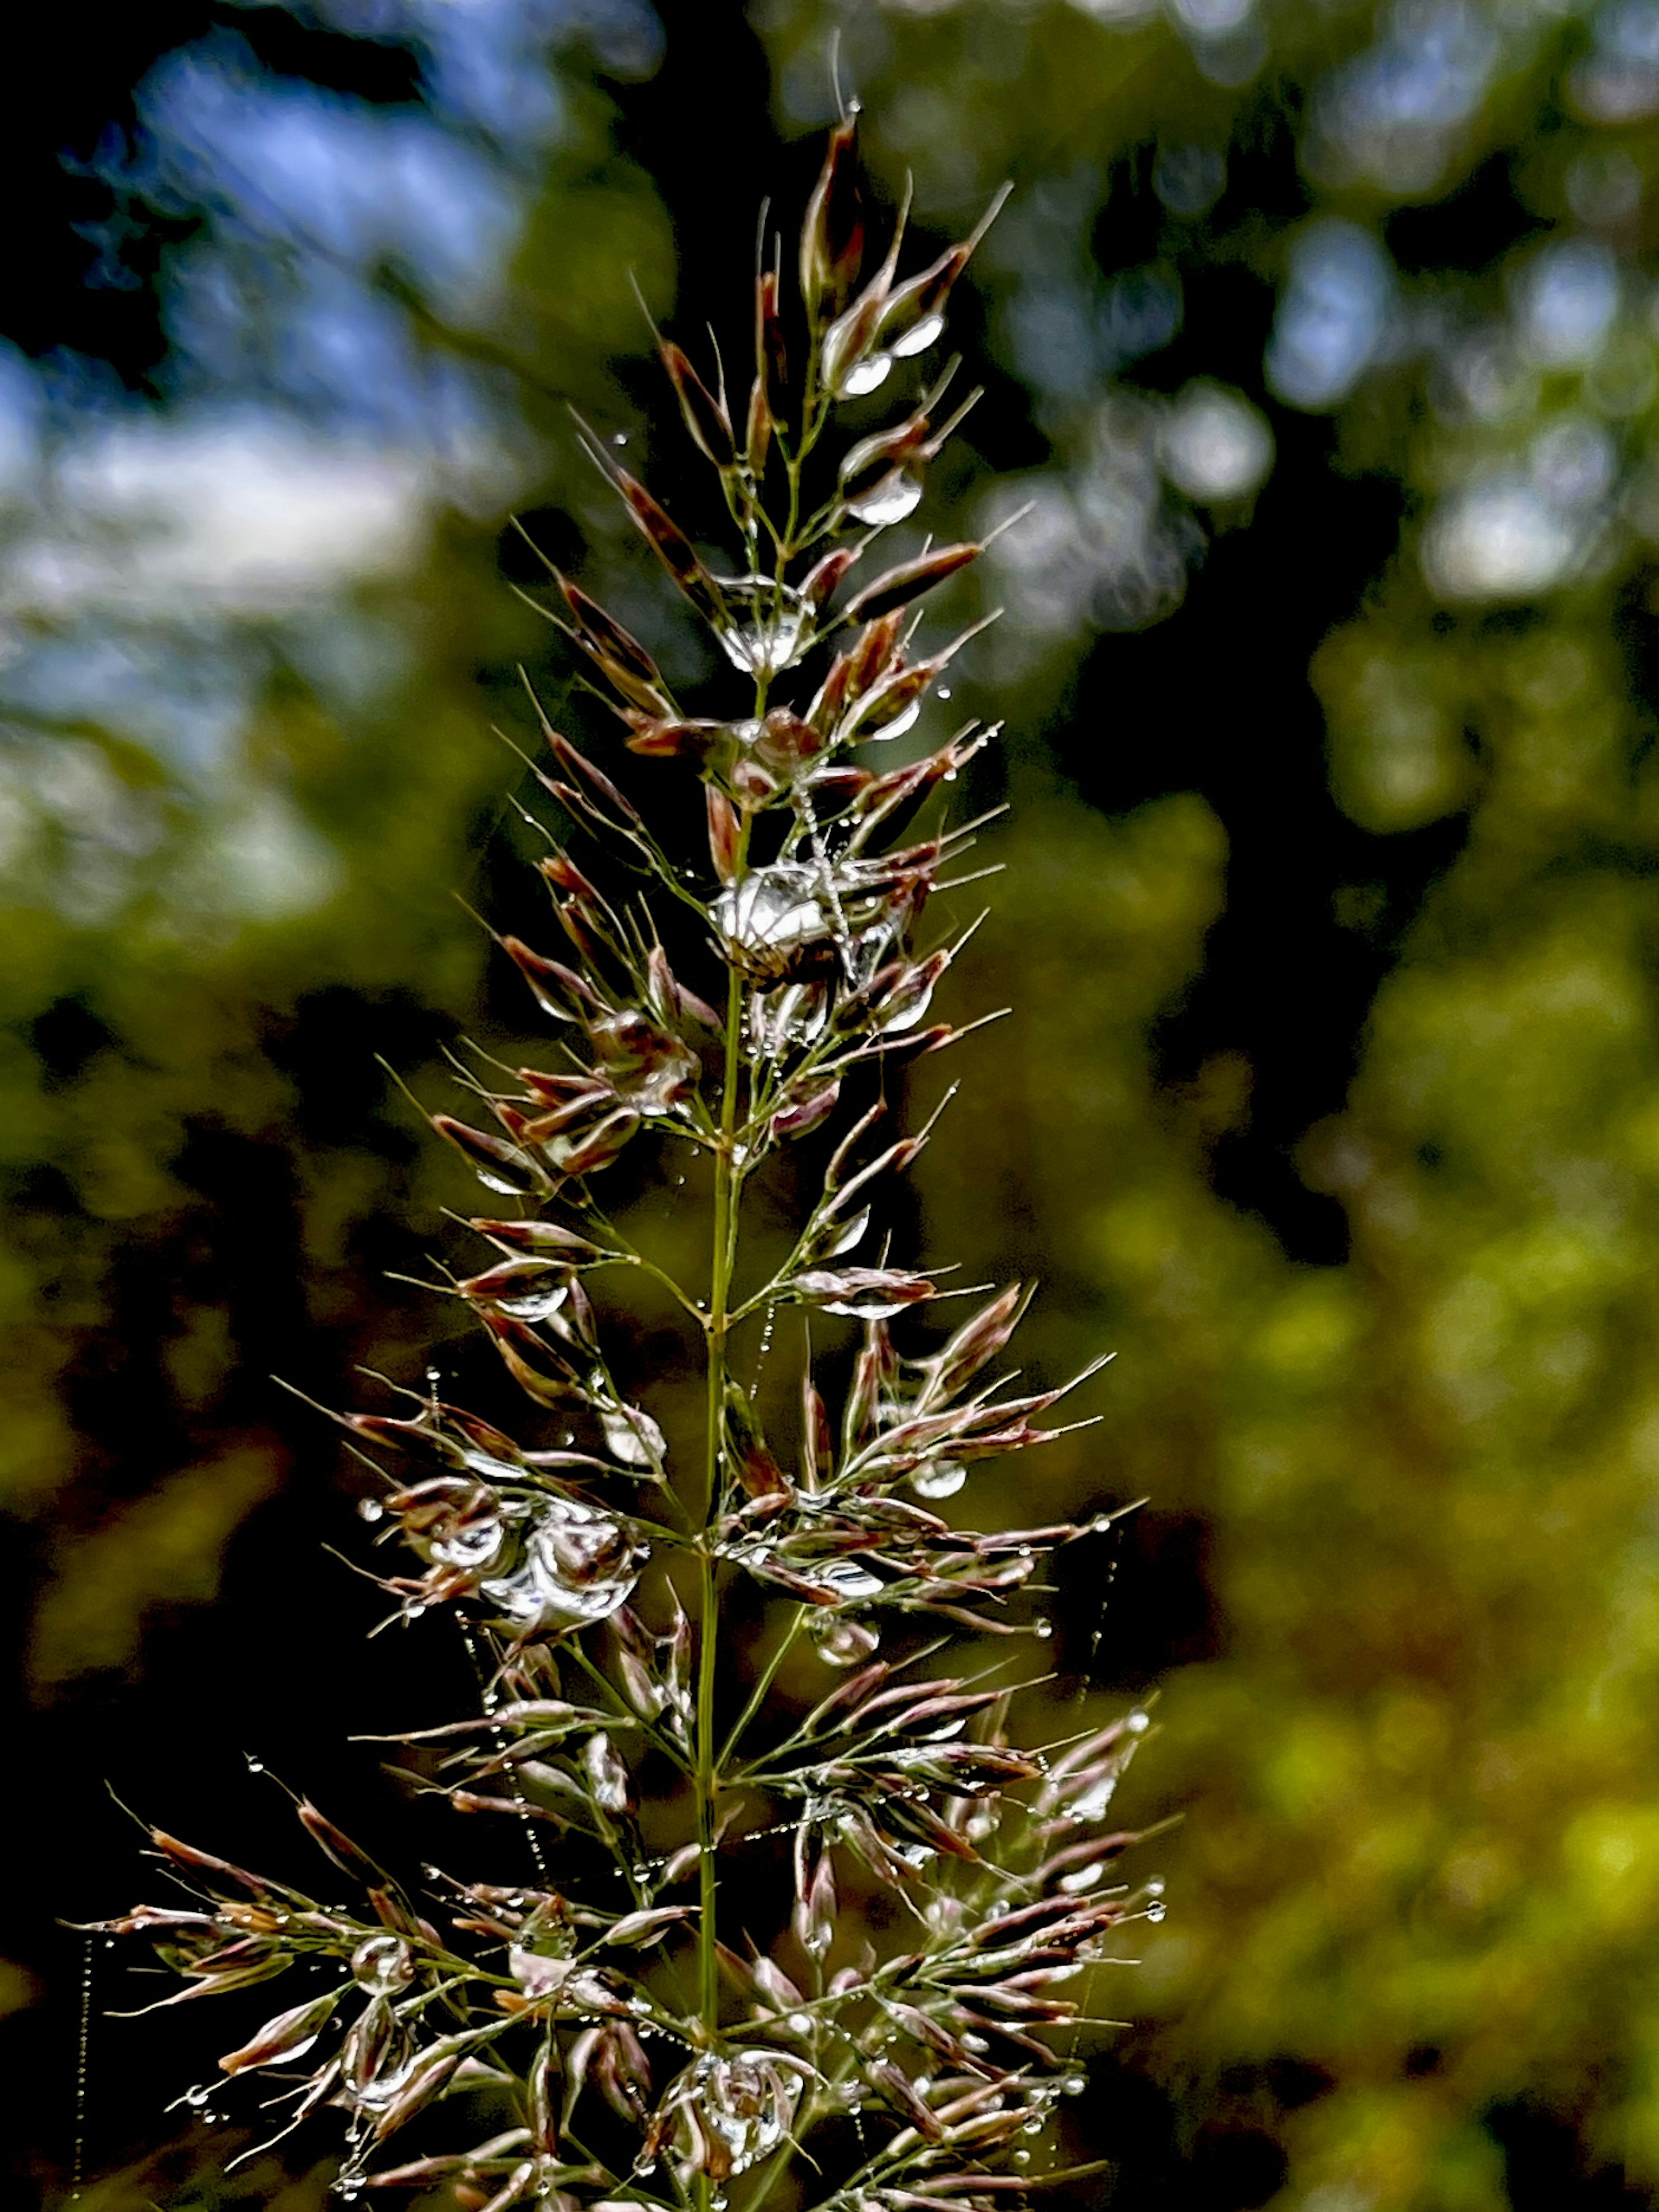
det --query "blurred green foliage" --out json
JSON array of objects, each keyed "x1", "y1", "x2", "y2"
[{"x1": 17, "y1": 0, "x2": 1659, "y2": 2206}]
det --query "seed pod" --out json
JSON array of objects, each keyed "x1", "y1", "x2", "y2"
[
  {"x1": 605, "y1": 1906, "x2": 690, "y2": 1946},
  {"x1": 527, "y1": 2036, "x2": 559, "y2": 2154},
  {"x1": 839, "y1": 415, "x2": 931, "y2": 499},
  {"x1": 807, "y1": 612, "x2": 905, "y2": 739},
  {"x1": 848, "y1": 609, "x2": 906, "y2": 694},
  {"x1": 845, "y1": 543, "x2": 980, "y2": 628},
  {"x1": 773, "y1": 1076, "x2": 841, "y2": 1142},
  {"x1": 801, "y1": 546, "x2": 859, "y2": 612},
  {"x1": 594, "y1": 2021, "x2": 655, "y2": 2122},
  {"x1": 791, "y1": 1266, "x2": 936, "y2": 1319},
  {"x1": 609, "y1": 467, "x2": 728, "y2": 629},
  {"x1": 924, "y1": 1284, "x2": 1030, "y2": 1403},
  {"x1": 468, "y1": 1218, "x2": 603, "y2": 1260},
  {"x1": 185, "y1": 1935, "x2": 277, "y2": 1978},
  {"x1": 645, "y1": 941, "x2": 723, "y2": 1035},
  {"x1": 551, "y1": 1106, "x2": 641, "y2": 1177},
  {"x1": 822, "y1": 284, "x2": 892, "y2": 400},
  {"x1": 500, "y1": 935, "x2": 602, "y2": 1025},
  {"x1": 845, "y1": 640, "x2": 973, "y2": 744},
  {"x1": 149, "y1": 1831, "x2": 275, "y2": 1899},
  {"x1": 799, "y1": 114, "x2": 863, "y2": 323},
  {"x1": 459, "y1": 1257, "x2": 573, "y2": 1314},
  {"x1": 805, "y1": 651, "x2": 852, "y2": 738},
  {"x1": 874, "y1": 244, "x2": 969, "y2": 362},
  {"x1": 870, "y1": 2060, "x2": 945, "y2": 2138},
  {"x1": 481, "y1": 1311, "x2": 577, "y2": 1408},
  {"x1": 725, "y1": 1382, "x2": 790, "y2": 1502},
  {"x1": 556, "y1": 575, "x2": 674, "y2": 717},
  {"x1": 432, "y1": 1116, "x2": 550, "y2": 1199},
  {"x1": 372, "y1": 2046, "x2": 460, "y2": 2139},
  {"x1": 707, "y1": 787, "x2": 741, "y2": 883},
  {"x1": 297, "y1": 1801, "x2": 384, "y2": 1885},
  {"x1": 582, "y1": 1730, "x2": 635, "y2": 1816},
  {"x1": 219, "y1": 1989, "x2": 340, "y2": 2076},
  {"x1": 516, "y1": 1082, "x2": 613, "y2": 1145},
  {"x1": 801, "y1": 1374, "x2": 834, "y2": 1489},
  {"x1": 793, "y1": 1841, "x2": 837, "y2": 1962},
  {"x1": 843, "y1": 1320, "x2": 898, "y2": 1454},
  {"x1": 625, "y1": 713, "x2": 721, "y2": 761},
  {"x1": 542, "y1": 727, "x2": 648, "y2": 830},
  {"x1": 875, "y1": 187, "x2": 1008, "y2": 358},
  {"x1": 661, "y1": 340, "x2": 735, "y2": 468},
  {"x1": 746, "y1": 373, "x2": 772, "y2": 473}
]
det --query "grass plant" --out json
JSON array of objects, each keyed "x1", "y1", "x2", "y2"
[{"x1": 94, "y1": 120, "x2": 1160, "y2": 2212}]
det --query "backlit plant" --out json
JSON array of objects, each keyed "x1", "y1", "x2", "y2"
[{"x1": 93, "y1": 119, "x2": 1161, "y2": 2212}]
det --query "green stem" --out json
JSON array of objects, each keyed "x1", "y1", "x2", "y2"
[{"x1": 696, "y1": 815, "x2": 755, "y2": 2076}]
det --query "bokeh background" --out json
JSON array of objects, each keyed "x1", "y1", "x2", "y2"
[{"x1": 9, "y1": 0, "x2": 1659, "y2": 2205}]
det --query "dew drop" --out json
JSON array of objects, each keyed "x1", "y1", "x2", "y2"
[
  {"x1": 357, "y1": 1497, "x2": 384, "y2": 1523},
  {"x1": 613, "y1": 432, "x2": 628, "y2": 447},
  {"x1": 1033, "y1": 1618, "x2": 1053, "y2": 1640},
  {"x1": 1127, "y1": 1709, "x2": 1150, "y2": 1734},
  {"x1": 890, "y1": 313, "x2": 947, "y2": 359},
  {"x1": 353, "y1": 1933, "x2": 415, "y2": 1995},
  {"x1": 845, "y1": 463, "x2": 922, "y2": 524},
  {"x1": 839, "y1": 356, "x2": 892, "y2": 400},
  {"x1": 72, "y1": 1936, "x2": 93, "y2": 2198},
  {"x1": 912, "y1": 1462, "x2": 966, "y2": 1502},
  {"x1": 1022, "y1": 2118, "x2": 1043, "y2": 2136},
  {"x1": 1065, "y1": 2074, "x2": 1087, "y2": 2095},
  {"x1": 405, "y1": 1601, "x2": 426, "y2": 1620},
  {"x1": 245, "y1": 1755, "x2": 264, "y2": 1774},
  {"x1": 1014, "y1": 2149, "x2": 1032, "y2": 2164},
  {"x1": 1145, "y1": 1900, "x2": 1167, "y2": 1921}
]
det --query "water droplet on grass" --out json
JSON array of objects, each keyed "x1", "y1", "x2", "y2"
[
  {"x1": 351, "y1": 1934, "x2": 414, "y2": 1996},
  {"x1": 715, "y1": 577, "x2": 810, "y2": 680},
  {"x1": 912, "y1": 1463, "x2": 966, "y2": 1501},
  {"x1": 845, "y1": 466, "x2": 922, "y2": 525},
  {"x1": 839, "y1": 357, "x2": 892, "y2": 399}
]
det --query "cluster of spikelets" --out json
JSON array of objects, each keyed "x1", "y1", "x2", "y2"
[{"x1": 93, "y1": 119, "x2": 1163, "y2": 2212}]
